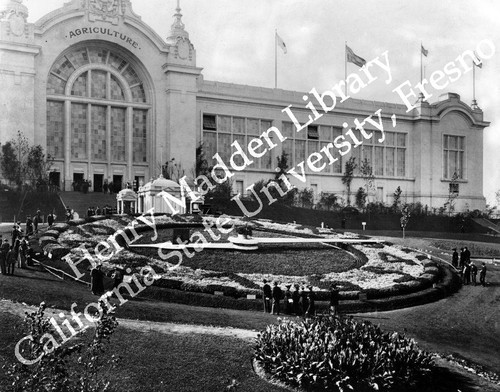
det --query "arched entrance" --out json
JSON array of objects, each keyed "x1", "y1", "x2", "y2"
[{"x1": 45, "y1": 42, "x2": 153, "y2": 191}]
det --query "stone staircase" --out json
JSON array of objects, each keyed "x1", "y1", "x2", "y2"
[{"x1": 59, "y1": 191, "x2": 118, "y2": 218}]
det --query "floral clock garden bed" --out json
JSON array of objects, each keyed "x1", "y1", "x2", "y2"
[{"x1": 36, "y1": 215, "x2": 446, "y2": 307}]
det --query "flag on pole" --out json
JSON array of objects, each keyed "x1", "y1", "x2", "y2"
[
  {"x1": 276, "y1": 32, "x2": 287, "y2": 54},
  {"x1": 346, "y1": 45, "x2": 366, "y2": 67},
  {"x1": 421, "y1": 44, "x2": 428, "y2": 57},
  {"x1": 473, "y1": 51, "x2": 483, "y2": 68}
]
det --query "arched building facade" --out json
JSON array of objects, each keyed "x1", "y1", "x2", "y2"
[{"x1": 0, "y1": 0, "x2": 490, "y2": 211}]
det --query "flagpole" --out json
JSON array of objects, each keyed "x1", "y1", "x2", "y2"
[
  {"x1": 420, "y1": 41, "x2": 423, "y2": 85},
  {"x1": 344, "y1": 41, "x2": 347, "y2": 96},
  {"x1": 275, "y1": 29, "x2": 277, "y2": 89},
  {"x1": 472, "y1": 58, "x2": 476, "y2": 102}
]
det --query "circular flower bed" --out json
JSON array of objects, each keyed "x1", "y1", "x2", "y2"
[
  {"x1": 255, "y1": 315, "x2": 434, "y2": 392},
  {"x1": 42, "y1": 215, "x2": 440, "y2": 300}
]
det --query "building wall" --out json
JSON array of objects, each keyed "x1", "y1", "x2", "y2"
[{"x1": 0, "y1": 0, "x2": 489, "y2": 212}]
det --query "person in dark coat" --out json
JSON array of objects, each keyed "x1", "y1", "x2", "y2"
[
  {"x1": 299, "y1": 286, "x2": 308, "y2": 316},
  {"x1": 292, "y1": 284, "x2": 301, "y2": 315},
  {"x1": 463, "y1": 262, "x2": 471, "y2": 285},
  {"x1": 33, "y1": 210, "x2": 41, "y2": 234},
  {"x1": 459, "y1": 248, "x2": 466, "y2": 269},
  {"x1": 470, "y1": 262, "x2": 478, "y2": 285},
  {"x1": 463, "y1": 247, "x2": 471, "y2": 264},
  {"x1": 305, "y1": 287, "x2": 316, "y2": 318},
  {"x1": 262, "y1": 279, "x2": 272, "y2": 313},
  {"x1": 284, "y1": 285, "x2": 293, "y2": 314},
  {"x1": 25, "y1": 216, "x2": 33, "y2": 236},
  {"x1": 479, "y1": 263, "x2": 487, "y2": 286},
  {"x1": 0, "y1": 238, "x2": 9, "y2": 275},
  {"x1": 91, "y1": 264, "x2": 105, "y2": 295},
  {"x1": 451, "y1": 248, "x2": 459, "y2": 269},
  {"x1": 11, "y1": 225, "x2": 21, "y2": 246},
  {"x1": 329, "y1": 284, "x2": 340, "y2": 316},
  {"x1": 47, "y1": 212, "x2": 55, "y2": 227},
  {"x1": 6, "y1": 246, "x2": 16, "y2": 275},
  {"x1": 271, "y1": 282, "x2": 282, "y2": 315},
  {"x1": 112, "y1": 267, "x2": 124, "y2": 288}
]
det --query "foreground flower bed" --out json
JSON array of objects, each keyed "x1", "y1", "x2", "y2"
[{"x1": 255, "y1": 316, "x2": 434, "y2": 392}]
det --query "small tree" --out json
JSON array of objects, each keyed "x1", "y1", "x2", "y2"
[
  {"x1": 298, "y1": 188, "x2": 314, "y2": 208},
  {"x1": 359, "y1": 158, "x2": 374, "y2": 200},
  {"x1": 195, "y1": 143, "x2": 212, "y2": 177},
  {"x1": 393, "y1": 186, "x2": 402, "y2": 212},
  {"x1": 0, "y1": 141, "x2": 20, "y2": 184},
  {"x1": 400, "y1": 204, "x2": 411, "y2": 239},
  {"x1": 444, "y1": 172, "x2": 460, "y2": 216},
  {"x1": 4, "y1": 301, "x2": 118, "y2": 392},
  {"x1": 355, "y1": 187, "x2": 367, "y2": 211},
  {"x1": 341, "y1": 157, "x2": 357, "y2": 206},
  {"x1": 319, "y1": 192, "x2": 338, "y2": 211}
]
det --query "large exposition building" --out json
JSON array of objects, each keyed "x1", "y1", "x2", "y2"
[{"x1": 0, "y1": 0, "x2": 489, "y2": 211}]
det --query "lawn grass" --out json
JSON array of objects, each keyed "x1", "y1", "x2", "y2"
[{"x1": 0, "y1": 312, "x2": 287, "y2": 392}]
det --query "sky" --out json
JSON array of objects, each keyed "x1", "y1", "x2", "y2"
[{"x1": 23, "y1": 0, "x2": 500, "y2": 205}]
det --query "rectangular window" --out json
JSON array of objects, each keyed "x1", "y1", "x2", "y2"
[
  {"x1": 443, "y1": 135, "x2": 465, "y2": 179},
  {"x1": 307, "y1": 125, "x2": 319, "y2": 140},
  {"x1": 203, "y1": 114, "x2": 216, "y2": 131},
  {"x1": 449, "y1": 183, "x2": 459, "y2": 194}
]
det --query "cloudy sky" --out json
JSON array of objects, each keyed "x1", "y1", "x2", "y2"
[{"x1": 25, "y1": 0, "x2": 500, "y2": 205}]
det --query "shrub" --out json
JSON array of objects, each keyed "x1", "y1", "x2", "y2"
[{"x1": 255, "y1": 315, "x2": 434, "y2": 392}]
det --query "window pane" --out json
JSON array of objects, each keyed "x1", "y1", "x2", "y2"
[
  {"x1": 233, "y1": 134, "x2": 246, "y2": 167},
  {"x1": 203, "y1": 132, "x2": 217, "y2": 164},
  {"x1": 458, "y1": 151, "x2": 464, "y2": 178},
  {"x1": 133, "y1": 110, "x2": 147, "y2": 163},
  {"x1": 397, "y1": 133, "x2": 406, "y2": 147},
  {"x1": 217, "y1": 133, "x2": 232, "y2": 163},
  {"x1": 443, "y1": 150, "x2": 448, "y2": 179},
  {"x1": 47, "y1": 74, "x2": 66, "y2": 95},
  {"x1": 375, "y1": 146, "x2": 384, "y2": 176},
  {"x1": 362, "y1": 146, "x2": 372, "y2": 165},
  {"x1": 131, "y1": 84, "x2": 146, "y2": 103},
  {"x1": 233, "y1": 117, "x2": 245, "y2": 134},
  {"x1": 91, "y1": 106, "x2": 107, "y2": 161},
  {"x1": 459, "y1": 136, "x2": 465, "y2": 150},
  {"x1": 320, "y1": 142, "x2": 333, "y2": 173},
  {"x1": 203, "y1": 115, "x2": 216, "y2": 131},
  {"x1": 247, "y1": 118, "x2": 259, "y2": 135},
  {"x1": 386, "y1": 132, "x2": 395, "y2": 146},
  {"x1": 449, "y1": 136, "x2": 457, "y2": 150},
  {"x1": 261, "y1": 120, "x2": 272, "y2": 131},
  {"x1": 111, "y1": 108, "x2": 126, "y2": 162},
  {"x1": 449, "y1": 150, "x2": 458, "y2": 176},
  {"x1": 91, "y1": 70, "x2": 107, "y2": 99},
  {"x1": 71, "y1": 72, "x2": 87, "y2": 97},
  {"x1": 386, "y1": 147, "x2": 395, "y2": 176},
  {"x1": 307, "y1": 125, "x2": 319, "y2": 140},
  {"x1": 282, "y1": 140, "x2": 294, "y2": 166},
  {"x1": 110, "y1": 75, "x2": 124, "y2": 100},
  {"x1": 333, "y1": 127, "x2": 343, "y2": 139},
  {"x1": 283, "y1": 122, "x2": 294, "y2": 138},
  {"x1": 218, "y1": 116, "x2": 231, "y2": 133},
  {"x1": 374, "y1": 130, "x2": 383, "y2": 144},
  {"x1": 443, "y1": 135, "x2": 449, "y2": 149},
  {"x1": 396, "y1": 148, "x2": 405, "y2": 177},
  {"x1": 71, "y1": 103, "x2": 87, "y2": 159},
  {"x1": 47, "y1": 101, "x2": 64, "y2": 159},
  {"x1": 307, "y1": 141, "x2": 319, "y2": 172},
  {"x1": 295, "y1": 140, "x2": 306, "y2": 164},
  {"x1": 319, "y1": 126, "x2": 332, "y2": 141}
]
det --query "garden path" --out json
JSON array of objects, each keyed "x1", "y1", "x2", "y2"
[{"x1": 0, "y1": 299, "x2": 258, "y2": 342}]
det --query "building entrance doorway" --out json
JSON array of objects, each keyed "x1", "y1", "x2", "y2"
[
  {"x1": 49, "y1": 171, "x2": 60, "y2": 190},
  {"x1": 73, "y1": 173, "x2": 84, "y2": 191},
  {"x1": 94, "y1": 174, "x2": 104, "y2": 192},
  {"x1": 113, "y1": 175, "x2": 123, "y2": 193}
]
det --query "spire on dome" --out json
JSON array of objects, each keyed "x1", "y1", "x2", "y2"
[{"x1": 169, "y1": 0, "x2": 189, "y2": 39}]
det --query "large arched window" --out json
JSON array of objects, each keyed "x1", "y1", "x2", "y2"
[{"x1": 46, "y1": 45, "x2": 150, "y2": 164}]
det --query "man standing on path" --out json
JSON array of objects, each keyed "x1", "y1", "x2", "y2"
[
  {"x1": 464, "y1": 247, "x2": 471, "y2": 264},
  {"x1": 452, "y1": 248, "x2": 459, "y2": 269},
  {"x1": 271, "y1": 281, "x2": 282, "y2": 315},
  {"x1": 329, "y1": 284, "x2": 340, "y2": 316},
  {"x1": 479, "y1": 262, "x2": 487, "y2": 286},
  {"x1": 262, "y1": 279, "x2": 272, "y2": 313},
  {"x1": 0, "y1": 238, "x2": 9, "y2": 275},
  {"x1": 470, "y1": 261, "x2": 478, "y2": 285}
]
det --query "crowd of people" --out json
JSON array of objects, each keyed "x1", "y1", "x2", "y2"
[
  {"x1": 451, "y1": 247, "x2": 487, "y2": 286},
  {"x1": 86, "y1": 205, "x2": 114, "y2": 217},
  {"x1": 262, "y1": 280, "x2": 340, "y2": 317},
  {"x1": 0, "y1": 224, "x2": 35, "y2": 276}
]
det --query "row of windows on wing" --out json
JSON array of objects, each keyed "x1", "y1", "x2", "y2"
[
  {"x1": 201, "y1": 114, "x2": 408, "y2": 178},
  {"x1": 47, "y1": 47, "x2": 147, "y2": 103}
]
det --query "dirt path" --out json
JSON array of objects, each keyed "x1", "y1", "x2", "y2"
[{"x1": 0, "y1": 299, "x2": 258, "y2": 342}]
